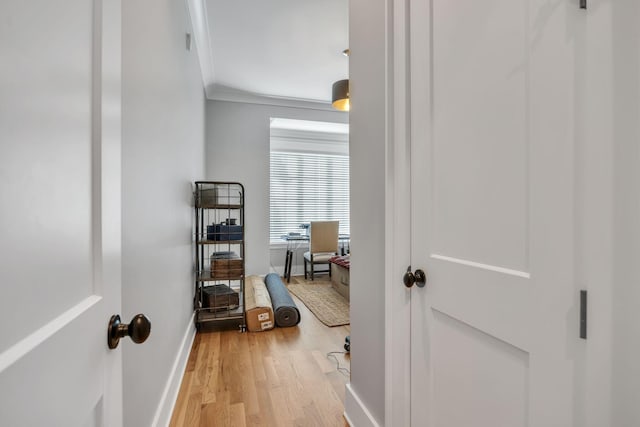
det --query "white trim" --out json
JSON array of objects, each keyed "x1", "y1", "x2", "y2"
[
  {"x1": 270, "y1": 118, "x2": 349, "y2": 135},
  {"x1": 345, "y1": 383, "x2": 382, "y2": 427},
  {"x1": 385, "y1": 0, "x2": 412, "y2": 426},
  {"x1": 185, "y1": 0, "x2": 215, "y2": 95},
  {"x1": 151, "y1": 314, "x2": 197, "y2": 427},
  {"x1": 271, "y1": 131, "x2": 349, "y2": 144},
  {"x1": 208, "y1": 85, "x2": 341, "y2": 111},
  {"x1": 99, "y1": 0, "x2": 123, "y2": 423},
  {"x1": 270, "y1": 135, "x2": 349, "y2": 156},
  {"x1": 0, "y1": 296, "x2": 102, "y2": 373}
]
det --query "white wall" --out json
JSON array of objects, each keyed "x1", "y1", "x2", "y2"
[
  {"x1": 205, "y1": 100, "x2": 347, "y2": 275},
  {"x1": 121, "y1": 0, "x2": 205, "y2": 425},
  {"x1": 346, "y1": 0, "x2": 387, "y2": 424}
]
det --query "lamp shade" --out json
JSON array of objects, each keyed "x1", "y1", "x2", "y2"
[{"x1": 332, "y1": 79, "x2": 350, "y2": 112}]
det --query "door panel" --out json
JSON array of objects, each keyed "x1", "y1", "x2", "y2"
[
  {"x1": 431, "y1": 0, "x2": 529, "y2": 272},
  {"x1": 0, "y1": 0, "x2": 121, "y2": 424},
  {"x1": 0, "y1": 0, "x2": 94, "y2": 354},
  {"x1": 432, "y1": 310, "x2": 528, "y2": 427},
  {"x1": 1, "y1": 299, "x2": 104, "y2": 425},
  {"x1": 410, "y1": 0, "x2": 579, "y2": 425}
]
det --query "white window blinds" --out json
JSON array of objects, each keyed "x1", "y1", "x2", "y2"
[{"x1": 270, "y1": 150, "x2": 350, "y2": 243}]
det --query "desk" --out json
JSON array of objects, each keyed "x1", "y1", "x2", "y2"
[{"x1": 281, "y1": 234, "x2": 350, "y2": 282}]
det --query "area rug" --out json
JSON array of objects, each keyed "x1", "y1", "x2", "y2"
[{"x1": 287, "y1": 282, "x2": 350, "y2": 327}]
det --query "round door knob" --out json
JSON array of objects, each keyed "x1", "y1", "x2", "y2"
[
  {"x1": 403, "y1": 267, "x2": 427, "y2": 288},
  {"x1": 108, "y1": 314, "x2": 151, "y2": 349},
  {"x1": 413, "y1": 269, "x2": 427, "y2": 287},
  {"x1": 403, "y1": 269, "x2": 416, "y2": 288}
]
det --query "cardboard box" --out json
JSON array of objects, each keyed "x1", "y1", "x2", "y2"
[{"x1": 246, "y1": 307, "x2": 274, "y2": 332}]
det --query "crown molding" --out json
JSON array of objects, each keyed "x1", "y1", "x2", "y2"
[
  {"x1": 207, "y1": 85, "x2": 339, "y2": 112},
  {"x1": 185, "y1": 0, "x2": 215, "y2": 93}
]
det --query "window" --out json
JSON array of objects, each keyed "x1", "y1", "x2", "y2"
[{"x1": 269, "y1": 119, "x2": 349, "y2": 243}]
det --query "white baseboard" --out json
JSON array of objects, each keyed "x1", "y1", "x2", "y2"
[
  {"x1": 344, "y1": 383, "x2": 381, "y2": 427},
  {"x1": 151, "y1": 314, "x2": 197, "y2": 427}
]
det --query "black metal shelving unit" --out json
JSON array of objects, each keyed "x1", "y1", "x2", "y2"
[{"x1": 193, "y1": 181, "x2": 245, "y2": 331}]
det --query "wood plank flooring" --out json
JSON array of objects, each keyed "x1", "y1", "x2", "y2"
[{"x1": 170, "y1": 276, "x2": 351, "y2": 427}]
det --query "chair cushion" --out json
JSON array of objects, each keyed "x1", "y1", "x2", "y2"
[{"x1": 303, "y1": 252, "x2": 335, "y2": 263}]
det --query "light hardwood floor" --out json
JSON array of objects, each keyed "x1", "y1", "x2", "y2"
[{"x1": 170, "y1": 276, "x2": 351, "y2": 427}]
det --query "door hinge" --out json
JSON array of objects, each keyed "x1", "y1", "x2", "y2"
[{"x1": 580, "y1": 290, "x2": 587, "y2": 339}]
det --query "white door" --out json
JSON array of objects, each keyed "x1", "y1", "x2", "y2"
[
  {"x1": 409, "y1": 0, "x2": 582, "y2": 425},
  {"x1": 0, "y1": 0, "x2": 123, "y2": 425}
]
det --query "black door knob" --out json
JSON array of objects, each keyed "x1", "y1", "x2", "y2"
[
  {"x1": 108, "y1": 314, "x2": 151, "y2": 349},
  {"x1": 403, "y1": 266, "x2": 427, "y2": 288}
]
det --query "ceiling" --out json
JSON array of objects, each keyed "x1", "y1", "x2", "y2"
[{"x1": 189, "y1": 0, "x2": 349, "y2": 106}]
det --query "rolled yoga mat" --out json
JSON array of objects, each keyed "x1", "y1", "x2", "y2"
[{"x1": 264, "y1": 273, "x2": 300, "y2": 327}]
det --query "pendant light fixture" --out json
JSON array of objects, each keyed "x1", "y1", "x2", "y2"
[
  {"x1": 332, "y1": 79, "x2": 350, "y2": 112},
  {"x1": 331, "y1": 49, "x2": 350, "y2": 112}
]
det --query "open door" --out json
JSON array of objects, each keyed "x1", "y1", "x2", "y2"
[
  {"x1": 408, "y1": 0, "x2": 584, "y2": 425},
  {"x1": 0, "y1": 0, "x2": 124, "y2": 424}
]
